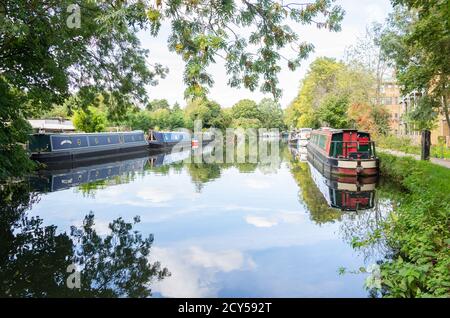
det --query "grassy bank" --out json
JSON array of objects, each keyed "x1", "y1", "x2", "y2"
[
  {"x1": 371, "y1": 153, "x2": 450, "y2": 297},
  {"x1": 376, "y1": 135, "x2": 450, "y2": 159}
]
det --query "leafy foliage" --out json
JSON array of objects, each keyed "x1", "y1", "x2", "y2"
[
  {"x1": 285, "y1": 57, "x2": 375, "y2": 129},
  {"x1": 316, "y1": 95, "x2": 349, "y2": 129},
  {"x1": 347, "y1": 103, "x2": 391, "y2": 137},
  {"x1": 381, "y1": 2, "x2": 450, "y2": 140},
  {"x1": 72, "y1": 106, "x2": 108, "y2": 133},
  {"x1": 156, "y1": 0, "x2": 344, "y2": 98},
  {"x1": 356, "y1": 153, "x2": 450, "y2": 297},
  {"x1": 257, "y1": 98, "x2": 285, "y2": 129}
]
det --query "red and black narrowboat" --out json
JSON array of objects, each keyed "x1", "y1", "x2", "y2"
[{"x1": 306, "y1": 128, "x2": 379, "y2": 177}]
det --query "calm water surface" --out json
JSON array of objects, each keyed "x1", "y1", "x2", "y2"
[{"x1": 2, "y1": 144, "x2": 393, "y2": 297}]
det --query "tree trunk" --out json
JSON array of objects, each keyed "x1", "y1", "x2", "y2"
[
  {"x1": 442, "y1": 95, "x2": 450, "y2": 132},
  {"x1": 421, "y1": 130, "x2": 431, "y2": 161}
]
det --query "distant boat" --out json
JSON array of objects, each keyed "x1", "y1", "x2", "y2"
[
  {"x1": 147, "y1": 130, "x2": 192, "y2": 150},
  {"x1": 260, "y1": 131, "x2": 280, "y2": 139},
  {"x1": 289, "y1": 128, "x2": 312, "y2": 147},
  {"x1": 29, "y1": 131, "x2": 148, "y2": 166},
  {"x1": 307, "y1": 128, "x2": 379, "y2": 177}
]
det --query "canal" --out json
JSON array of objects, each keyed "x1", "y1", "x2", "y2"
[{"x1": 0, "y1": 143, "x2": 396, "y2": 297}]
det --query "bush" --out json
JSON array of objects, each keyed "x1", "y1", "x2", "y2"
[
  {"x1": 366, "y1": 154, "x2": 450, "y2": 297},
  {"x1": 72, "y1": 106, "x2": 108, "y2": 133}
]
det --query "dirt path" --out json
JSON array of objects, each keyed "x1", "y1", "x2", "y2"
[{"x1": 378, "y1": 148, "x2": 450, "y2": 169}]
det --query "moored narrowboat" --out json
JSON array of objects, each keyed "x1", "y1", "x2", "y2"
[
  {"x1": 289, "y1": 128, "x2": 312, "y2": 147},
  {"x1": 29, "y1": 131, "x2": 148, "y2": 165},
  {"x1": 306, "y1": 128, "x2": 379, "y2": 176},
  {"x1": 148, "y1": 130, "x2": 191, "y2": 150}
]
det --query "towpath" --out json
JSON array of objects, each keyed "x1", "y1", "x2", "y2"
[{"x1": 378, "y1": 148, "x2": 450, "y2": 169}]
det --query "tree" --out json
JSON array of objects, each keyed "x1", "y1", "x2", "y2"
[
  {"x1": 0, "y1": 1, "x2": 166, "y2": 178},
  {"x1": 184, "y1": 98, "x2": 222, "y2": 129},
  {"x1": 345, "y1": 22, "x2": 392, "y2": 104},
  {"x1": 0, "y1": 81, "x2": 35, "y2": 179},
  {"x1": 231, "y1": 99, "x2": 260, "y2": 120},
  {"x1": 72, "y1": 106, "x2": 108, "y2": 133},
  {"x1": 156, "y1": 0, "x2": 344, "y2": 98},
  {"x1": 150, "y1": 108, "x2": 172, "y2": 130},
  {"x1": 285, "y1": 57, "x2": 343, "y2": 128},
  {"x1": 257, "y1": 98, "x2": 285, "y2": 129},
  {"x1": 347, "y1": 103, "x2": 390, "y2": 137},
  {"x1": 168, "y1": 107, "x2": 186, "y2": 129},
  {"x1": 285, "y1": 57, "x2": 374, "y2": 129},
  {"x1": 381, "y1": 2, "x2": 450, "y2": 159},
  {"x1": 146, "y1": 99, "x2": 170, "y2": 111},
  {"x1": 317, "y1": 95, "x2": 349, "y2": 128},
  {"x1": 231, "y1": 117, "x2": 262, "y2": 129},
  {"x1": 1, "y1": 0, "x2": 345, "y2": 178},
  {"x1": 124, "y1": 109, "x2": 155, "y2": 132}
]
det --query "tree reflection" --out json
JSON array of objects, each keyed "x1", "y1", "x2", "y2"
[
  {"x1": 186, "y1": 163, "x2": 222, "y2": 192},
  {"x1": 289, "y1": 160, "x2": 343, "y2": 224},
  {"x1": 0, "y1": 182, "x2": 169, "y2": 298},
  {"x1": 338, "y1": 181, "x2": 402, "y2": 262}
]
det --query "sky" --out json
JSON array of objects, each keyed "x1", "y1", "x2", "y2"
[{"x1": 138, "y1": 0, "x2": 393, "y2": 109}]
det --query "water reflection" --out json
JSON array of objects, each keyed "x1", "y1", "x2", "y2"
[
  {"x1": 308, "y1": 162, "x2": 377, "y2": 211},
  {"x1": 0, "y1": 180, "x2": 169, "y2": 297},
  {"x1": 0, "y1": 142, "x2": 398, "y2": 297}
]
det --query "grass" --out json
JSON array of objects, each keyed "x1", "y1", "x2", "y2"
[
  {"x1": 363, "y1": 153, "x2": 450, "y2": 297},
  {"x1": 375, "y1": 134, "x2": 450, "y2": 159}
]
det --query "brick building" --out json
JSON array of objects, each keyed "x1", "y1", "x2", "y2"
[{"x1": 377, "y1": 82, "x2": 450, "y2": 147}]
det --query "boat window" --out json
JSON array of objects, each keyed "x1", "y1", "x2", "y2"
[{"x1": 319, "y1": 135, "x2": 326, "y2": 149}]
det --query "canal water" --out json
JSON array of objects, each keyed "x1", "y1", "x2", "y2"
[{"x1": 0, "y1": 143, "x2": 394, "y2": 297}]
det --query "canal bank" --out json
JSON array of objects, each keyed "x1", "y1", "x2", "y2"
[{"x1": 355, "y1": 153, "x2": 450, "y2": 297}]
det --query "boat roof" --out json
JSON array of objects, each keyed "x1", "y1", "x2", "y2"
[
  {"x1": 31, "y1": 130, "x2": 144, "y2": 136},
  {"x1": 313, "y1": 128, "x2": 367, "y2": 134}
]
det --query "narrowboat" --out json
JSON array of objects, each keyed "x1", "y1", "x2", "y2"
[
  {"x1": 289, "y1": 128, "x2": 312, "y2": 147},
  {"x1": 309, "y1": 162, "x2": 377, "y2": 211},
  {"x1": 148, "y1": 130, "x2": 192, "y2": 150},
  {"x1": 307, "y1": 128, "x2": 379, "y2": 176},
  {"x1": 29, "y1": 131, "x2": 149, "y2": 166}
]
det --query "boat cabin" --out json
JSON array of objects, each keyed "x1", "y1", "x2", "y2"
[
  {"x1": 307, "y1": 128, "x2": 379, "y2": 177},
  {"x1": 309, "y1": 129, "x2": 375, "y2": 159}
]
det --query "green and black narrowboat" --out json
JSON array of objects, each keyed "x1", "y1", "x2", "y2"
[
  {"x1": 307, "y1": 128, "x2": 379, "y2": 177},
  {"x1": 29, "y1": 131, "x2": 149, "y2": 165}
]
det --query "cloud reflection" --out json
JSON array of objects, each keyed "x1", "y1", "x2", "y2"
[{"x1": 151, "y1": 246, "x2": 255, "y2": 298}]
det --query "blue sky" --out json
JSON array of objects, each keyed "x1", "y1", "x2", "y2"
[{"x1": 138, "y1": 0, "x2": 393, "y2": 108}]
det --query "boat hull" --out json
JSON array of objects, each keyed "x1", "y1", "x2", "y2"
[
  {"x1": 307, "y1": 143, "x2": 379, "y2": 177},
  {"x1": 31, "y1": 143, "x2": 149, "y2": 168},
  {"x1": 148, "y1": 140, "x2": 192, "y2": 150}
]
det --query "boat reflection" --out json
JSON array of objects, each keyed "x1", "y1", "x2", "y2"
[
  {"x1": 32, "y1": 146, "x2": 208, "y2": 193},
  {"x1": 289, "y1": 145, "x2": 308, "y2": 162},
  {"x1": 308, "y1": 162, "x2": 377, "y2": 211}
]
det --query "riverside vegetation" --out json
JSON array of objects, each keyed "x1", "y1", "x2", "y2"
[{"x1": 352, "y1": 153, "x2": 450, "y2": 297}]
